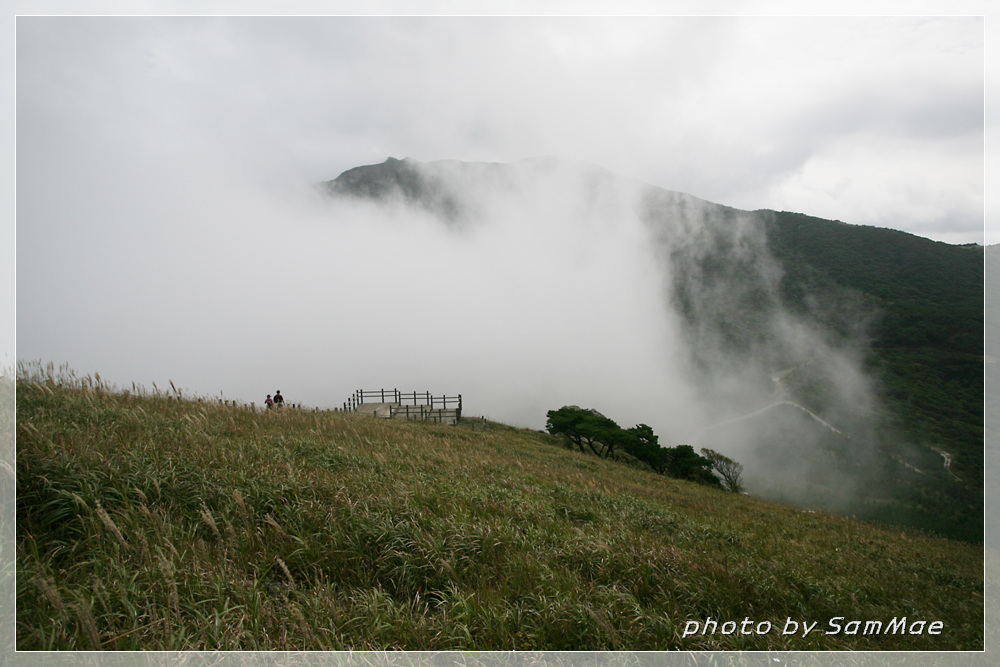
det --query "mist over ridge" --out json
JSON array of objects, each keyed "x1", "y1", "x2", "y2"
[
  {"x1": 319, "y1": 154, "x2": 883, "y2": 435},
  {"x1": 318, "y1": 156, "x2": 983, "y2": 539},
  {"x1": 14, "y1": 144, "x2": 980, "y2": 539}
]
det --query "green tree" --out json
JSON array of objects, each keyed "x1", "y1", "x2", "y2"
[
  {"x1": 700, "y1": 447, "x2": 745, "y2": 493},
  {"x1": 545, "y1": 406, "x2": 622, "y2": 459},
  {"x1": 663, "y1": 445, "x2": 720, "y2": 487},
  {"x1": 547, "y1": 409, "x2": 722, "y2": 489},
  {"x1": 623, "y1": 424, "x2": 669, "y2": 473}
]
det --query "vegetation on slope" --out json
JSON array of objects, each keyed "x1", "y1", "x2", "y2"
[
  {"x1": 16, "y1": 367, "x2": 982, "y2": 651},
  {"x1": 766, "y1": 213, "x2": 982, "y2": 471},
  {"x1": 765, "y1": 212, "x2": 983, "y2": 542}
]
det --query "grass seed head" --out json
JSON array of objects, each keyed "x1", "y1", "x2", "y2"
[
  {"x1": 74, "y1": 600, "x2": 101, "y2": 649},
  {"x1": 34, "y1": 576, "x2": 67, "y2": 621},
  {"x1": 95, "y1": 501, "x2": 126, "y2": 546},
  {"x1": 200, "y1": 505, "x2": 223, "y2": 541},
  {"x1": 276, "y1": 557, "x2": 294, "y2": 585}
]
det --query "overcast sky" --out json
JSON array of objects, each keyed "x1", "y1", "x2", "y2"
[
  {"x1": 16, "y1": 10, "x2": 986, "y2": 240},
  {"x1": 8, "y1": 1, "x2": 996, "y2": 424}
]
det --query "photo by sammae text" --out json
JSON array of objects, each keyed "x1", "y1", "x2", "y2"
[{"x1": 681, "y1": 616, "x2": 944, "y2": 639}]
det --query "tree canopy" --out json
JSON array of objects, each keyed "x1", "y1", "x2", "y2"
[
  {"x1": 544, "y1": 406, "x2": 623, "y2": 459},
  {"x1": 700, "y1": 447, "x2": 745, "y2": 493},
  {"x1": 545, "y1": 406, "x2": 726, "y2": 490}
]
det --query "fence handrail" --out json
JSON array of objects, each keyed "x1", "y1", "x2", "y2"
[
  {"x1": 345, "y1": 388, "x2": 463, "y2": 422},
  {"x1": 358, "y1": 388, "x2": 401, "y2": 403},
  {"x1": 389, "y1": 405, "x2": 460, "y2": 414},
  {"x1": 352, "y1": 389, "x2": 461, "y2": 406}
]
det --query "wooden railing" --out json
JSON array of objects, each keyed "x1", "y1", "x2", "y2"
[
  {"x1": 389, "y1": 404, "x2": 461, "y2": 422},
  {"x1": 344, "y1": 388, "x2": 462, "y2": 423}
]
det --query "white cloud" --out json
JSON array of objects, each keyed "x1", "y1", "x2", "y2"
[
  {"x1": 11, "y1": 8, "x2": 988, "y2": 404},
  {"x1": 764, "y1": 134, "x2": 984, "y2": 240},
  {"x1": 20, "y1": 14, "x2": 983, "y2": 235}
]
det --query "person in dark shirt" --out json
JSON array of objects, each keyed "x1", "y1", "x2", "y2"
[{"x1": 274, "y1": 390, "x2": 284, "y2": 408}]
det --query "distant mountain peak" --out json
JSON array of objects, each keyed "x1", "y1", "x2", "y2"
[{"x1": 321, "y1": 157, "x2": 474, "y2": 222}]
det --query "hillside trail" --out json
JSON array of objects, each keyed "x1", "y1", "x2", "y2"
[
  {"x1": 689, "y1": 363, "x2": 843, "y2": 445},
  {"x1": 689, "y1": 365, "x2": 958, "y2": 477}
]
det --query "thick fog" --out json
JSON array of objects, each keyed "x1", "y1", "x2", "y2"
[
  {"x1": 18, "y1": 140, "x2": 908, "y2": 511},
  {"x1": 640, "y1": 188, "x2": 887, "y2": 506},
  {"x1": 16, "y1": 147, "x2": 879, "y2": 449},
  {"x1": 18, "y1": 155, "x2": 687, "y2": 424}
]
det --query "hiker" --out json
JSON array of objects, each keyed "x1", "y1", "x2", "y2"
[
  {"x1": 274, "y1": 390, "x2": 284, "y2": 408},
  {"x1": 265, "y1": 394, "x2": 274, "y2": 409}
]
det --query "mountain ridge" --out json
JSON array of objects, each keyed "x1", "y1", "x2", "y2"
[{"x1": 320, "y1": 156, "x2": 983, "y2": 542}]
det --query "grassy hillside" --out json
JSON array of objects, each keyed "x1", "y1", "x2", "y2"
[{"x1": 15, "y1": 368, "x2": 982, "y2": 651}]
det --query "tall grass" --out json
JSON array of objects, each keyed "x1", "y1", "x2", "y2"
[
  {"x1": 15, "y1": 363, "x2": 982, "y2": 650},
  {"x1": 1, "y1": 363, "x2": 15, "y2": 659}
]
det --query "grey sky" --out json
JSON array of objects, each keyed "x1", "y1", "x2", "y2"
[
  {"x1": 16, "y1": 11, "x2": 986, "y2": 235},
  {"x1": 9, "y1": 2, "x2": 994, "y2": 424}
]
